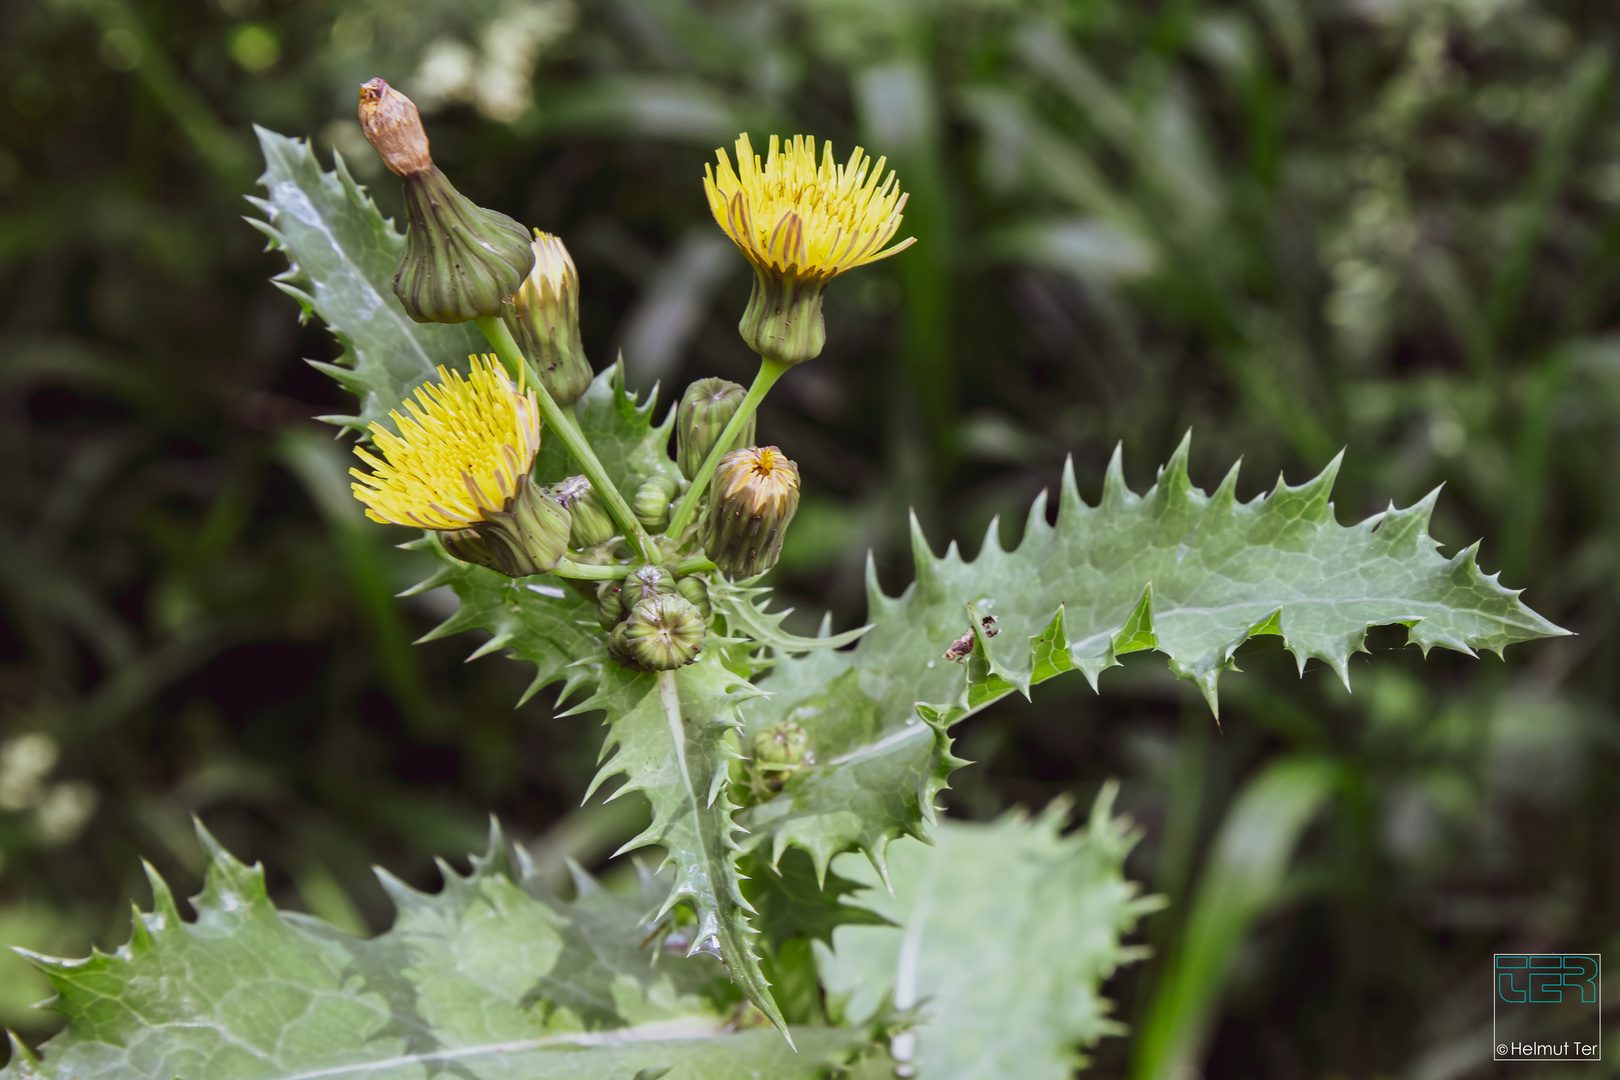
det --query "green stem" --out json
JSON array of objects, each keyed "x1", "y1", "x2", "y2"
[
  {"x1": 476, "y1": 316, "x2": 658, "y2": 562},
  {"x1": 665, "y1": 357, "x2": 789, "y2": 536},
  {"x1": 553, "y1": 559, "x2": 631, "y2": 580},
  {"x1": 551, "y1": 555, "x2": 712, "y2": 581}
]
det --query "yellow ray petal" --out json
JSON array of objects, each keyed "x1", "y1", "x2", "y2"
[
  {"x1": 703, "y1": 133, "x2": 916, "y2": 282},
  {"x1": 349, "y1": 354, "x2": 541, "y2": 529}
]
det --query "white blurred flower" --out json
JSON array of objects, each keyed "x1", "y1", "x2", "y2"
[
  {"x1": 0, "y1": 733, "x2": 58, "y2": 812},
  {"x1": 409, "y1": 1, "x2": 577, "y2": 123},
  {"x1": 34, "y1": 782, "x2": 98, "y2": 847},
  {"x1": 413, "y1": 38, "x2": 478, "y2": 112}
]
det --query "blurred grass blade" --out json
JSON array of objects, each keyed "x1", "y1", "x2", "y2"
[
  {"x1": 1486, "y1": 47, "x2": 1611, "y2": 342},
  {"x1": 62, "y1": 0, "x2": 250, "y2": 182},
  {"x1": 277, "y1": 429, "x2": 438, "y2": 733},
  {"x1": 857, "y1": 60, "x2": 956, "y2": 472},
  {"x1": 1132, "y1": 756, "x2": 1340, "y2": 1080},
  {"x1": 619, "y1": 232, "x2": 735, "y2": 386}
]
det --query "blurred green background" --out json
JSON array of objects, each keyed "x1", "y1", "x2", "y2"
[{"x1": 2, "y1": 0, "x2": 1617, "y2": 1075}]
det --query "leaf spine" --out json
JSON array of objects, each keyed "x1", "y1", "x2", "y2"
[{"x1": 1100, "y1": 443, "x2": 1131, "y2": 509}]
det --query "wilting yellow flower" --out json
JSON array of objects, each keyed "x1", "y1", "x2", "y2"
[
  {"x1": 704, "y1": 134, "x2": 915, "y2": 282},
  {"x1": 350, "y1": 354, "x2": 540, "y2": 529}
]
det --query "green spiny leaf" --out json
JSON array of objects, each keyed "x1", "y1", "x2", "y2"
[
  {"x1": 574, "y1": 656, "x2": 788, "y2": 1036},
  {"x1": 708, "y1": 578, "x2": 871, "y2": 656},
  {"x1": 251, "y1": 129, "x2": 484, "y2": 434},
  {"x1": 739, "y1": 848, "x2": 892, "y2": 960},
  {"x1": 3, "y1": 820, "x2": 892, "y2": 1080},
  {"x1": 739, "y1": 435, "x2": 1564, "y2": 876},
  {"x1": 403, "y1": 532, "x2": 602, "y2": 706},
  {"x1": 737, "y1": 638, "x2": 967, "y2": 882},
  {"x1": 817, "y1": 787, "x2": 1162, "y2": 1080}
]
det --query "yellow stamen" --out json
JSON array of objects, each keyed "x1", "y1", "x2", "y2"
[
  {"x1": 350, "y1": 354, "x2": 540, "y2": 529},
  {"x1": 703, "y1": 134, "x2": 916, "y2": 282}
]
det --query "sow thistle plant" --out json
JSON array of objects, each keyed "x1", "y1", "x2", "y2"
[{"x1": 1, "y1": 81, "x2": 1568, "y2": 1080}]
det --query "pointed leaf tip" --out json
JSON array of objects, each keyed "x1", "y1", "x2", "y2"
[{"x1": 1100, "y1": 442, "x2": 1130, "y2": 507}]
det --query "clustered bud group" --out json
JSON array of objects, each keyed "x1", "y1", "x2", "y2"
[
  {"x1": 598, "y1": 565, "x2": 710, "y2": 671},
  {"x1": 347, "y1": 78, "x2": 911, "y2": 675}
]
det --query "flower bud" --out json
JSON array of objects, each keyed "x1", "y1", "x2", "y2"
[
  {"x1": 622, "y1": 563, "x2": 676, "y2": 608},
  {"x1": 358, "y1": 79, "x2": 534, "y2": 324},
  {"x1": 596, "y1": 580, "x2": 628, "y2": 631},
  {"x1": 439, "y1": 475, "x2": 570, "y2": 578},
  {"x1": 751, "y1": 721, "x2": 809, "y2": 769},
  {"x1": 675, "y1": 575, "x2": 712, "y2": 622},
  {"x1": 611, "y1": 594, "x2": 706, "y2": 671},
  {"x1": 633, "y1": 473, "x2": 680, "y2": 532},
  {"x1": 675, "y1": 378, "x2": 755, "y2": 481},
  {"x1": 701, "y1": 447, "x2": 800, "y2": 577},
  {"x1": 551, "y1": 475, "x2": 616, "y2": 548},
  {"x1": 503, "y1": 232, "x2": 593, "y2": 406}
]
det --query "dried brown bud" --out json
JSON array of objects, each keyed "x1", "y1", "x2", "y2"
[{"x1": 358, "y1": 79, "x2": 432, "y2": 176}]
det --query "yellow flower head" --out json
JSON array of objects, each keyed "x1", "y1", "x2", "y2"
[
  {"x1": 704, "y1": 134, "x2": 916, "y2": 283},
  {"x1": 350, "y1": 354, "x2": 540, "y2": 529}
]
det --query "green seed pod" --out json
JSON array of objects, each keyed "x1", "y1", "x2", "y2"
[
  {"x1": 503, "y1": 231, "x2": 593, "y2": 406},
  {"x1": 633, "y1": 473, "x2": 680, "y2": 531},
  {"x1": 675, "y1": 575, "x2": 712, "y2": 622},
  {"x1": 622, "y1": 564, "x2": 676, "y2": 608},
  {"x1": 675, "y1": 378, "x2": 755, "y2": 481},
  {"x1": 438, "y1": 476, "x2": 571, "y2": 578},
  {"x1": 702, "y1": 446, "x2": 800, "y2": 577},
  {"x1": 614, "y1": 594, "x2": 706, "y2": 671},
  {"x1": 596, "y1": 580, "x2": 628, "y2": 631},
  {"x1": 751, "y1": 721, "x2": 809, "y2": 769},
  {"x1": 358, "y1": 79, "x2": 534, "y2": 324},
  {"x1": 551, "y1": 475, "x2": 616, "y2": 548}
]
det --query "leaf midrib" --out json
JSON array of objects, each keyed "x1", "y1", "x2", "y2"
[{"x1": 270, "y1": 1017, "x2": 731, "y2": 1080}]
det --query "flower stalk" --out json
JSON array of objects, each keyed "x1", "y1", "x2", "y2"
[
  {"x1": 664, "y1": 357, "x2": 789, "y2": 537},
  {"x1": 474, "y1": 315, "x2": 659, "y2": 562}
]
